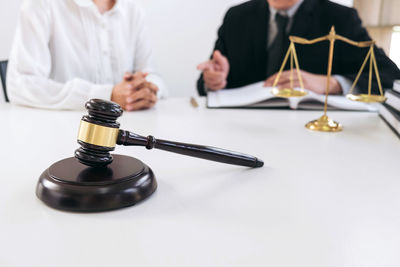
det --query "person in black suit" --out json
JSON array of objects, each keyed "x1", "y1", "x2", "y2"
[{"x1": 197, "y1": 0, "x2": 400, "y2": 96}]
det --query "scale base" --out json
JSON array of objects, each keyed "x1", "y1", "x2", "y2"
[
  {"x1": 305, "y1": 115, "x2": 343, "y2": 132},
  {"x1": 36, "y1": 155, "x2": 157, "y2": 212},
  {"x1": 271, "y1": 87, "x2": 308, "y2": 98},
  {"x1": 346, "y1": 93, "x2": 386, "y2": 103}
]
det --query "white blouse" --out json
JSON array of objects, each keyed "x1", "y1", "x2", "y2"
[{"x1": 7, "y1": 0, "x2": 167, "y2": 110}]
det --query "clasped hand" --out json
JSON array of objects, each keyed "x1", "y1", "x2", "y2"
[{"x1": 111, "y1": 72, "x2": 159, "y2": 111}]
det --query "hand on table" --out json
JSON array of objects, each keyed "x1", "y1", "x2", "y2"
[
  {"x1": 111, "y1": 72, "x2": 159, "y2": 111},
  {"x1": 264, "y1": 70, "x2": 343, "y2": 95},
  {"x1": 197, "y1": 50, "x2": 230, "y2": 91}
]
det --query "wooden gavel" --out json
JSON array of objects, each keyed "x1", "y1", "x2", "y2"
[{"x1": 75, "y1": 99, "x2": 264, "y2": 168}]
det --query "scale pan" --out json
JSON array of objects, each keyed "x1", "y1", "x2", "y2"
[
  {"x1": 346, "y1": 94, "x2": 386, "y2": 103},
  {"x1": 271, "y1": 87, "x2": 308, "y2": 98}
]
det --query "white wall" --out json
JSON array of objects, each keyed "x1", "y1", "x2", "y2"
[
  {"x1": 0, "y1": 0, "x2": 353, "y2": 97},
  {"x1": 0, "y1": 0, "x2": 22, "y2": 59},
  {"x1": 135, "y1": 0, "x2": 247, "y2": 96}
]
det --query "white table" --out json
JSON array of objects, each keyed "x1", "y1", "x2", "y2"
[{"x1": 1, "y1": 98, "x2": 400, "y2": 267}]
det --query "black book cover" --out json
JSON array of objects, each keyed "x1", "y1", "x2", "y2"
[
  {"x1": 385, "y1": 90, "x2": 400, "y2": 111},
  {"x1": 380, "y1": 103, "x2": 400, "y2": 138},
  {"x1": 383, "y1": 103, "x2": 400, "y2": 120}
]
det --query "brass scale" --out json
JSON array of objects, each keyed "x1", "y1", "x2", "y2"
[{"x1": 272, "y1": 26, "x2": 386, "y2": 132}]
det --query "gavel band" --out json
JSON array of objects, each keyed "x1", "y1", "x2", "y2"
[{"x1": 77, "y1": 120, "x2": 119, "y2": 148}]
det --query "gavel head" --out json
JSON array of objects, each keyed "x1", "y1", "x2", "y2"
[{"x1": 75, "y1": 99, "x2": 123, "y2": 167}]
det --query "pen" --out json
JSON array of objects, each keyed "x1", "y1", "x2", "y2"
[{"x1": 190, "y1": 97, "x2": 199, "y2": 108}]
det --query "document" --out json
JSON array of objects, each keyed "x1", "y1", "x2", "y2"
[{"x1": 207, "y1": 82, "x2": 378, "y2": 111}]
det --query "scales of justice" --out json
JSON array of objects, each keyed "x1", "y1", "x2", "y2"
[{"x1": 271, "y1": 26, "x2": 386, "y2": 132}]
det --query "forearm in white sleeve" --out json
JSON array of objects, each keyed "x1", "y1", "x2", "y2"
[
  {"x1": 146, "y1": 74, "x2": 168, "y2": 99},
  {"x1": 7, "y1": 70, "x2": 113, "y2": 110},
  {"x1": 333, "y1": 75, "x2": 355, "y2": 95}
]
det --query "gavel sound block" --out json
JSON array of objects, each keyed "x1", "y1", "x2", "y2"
[{"x1": 36, "y1": 99, "x2": 263, "y2": 212}]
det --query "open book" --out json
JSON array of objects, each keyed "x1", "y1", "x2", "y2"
[
  {"x1": 207, "y1": 82, "x2": 377, "y2": 111},
  {"x1": 394, "y1": 80, "x2": 400, "y2": 94}
]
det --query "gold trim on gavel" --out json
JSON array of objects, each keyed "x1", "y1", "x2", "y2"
[{"x1": 77, "y1": 121, "x2": 119, "y2": 148}]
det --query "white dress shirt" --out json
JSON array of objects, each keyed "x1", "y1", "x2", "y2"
[
  {"x1": 268, "y1": 0, "x2": 353, "y2": 95},
  {"x1": 7, "y1": 0, "x2": 167, "y2": 110}
]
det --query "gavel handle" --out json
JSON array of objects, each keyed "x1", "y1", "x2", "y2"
[{"x1": 117, "y1": 130, "x2": 263, "y2": 168}]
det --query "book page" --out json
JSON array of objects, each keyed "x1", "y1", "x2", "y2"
[
  {"x1": 385, "y1": 91, "x2": 400, "y2": 112},
  {"x1": 207, "y1": 82, "x2": 289, "y2": 108},
  {"x1": 394, "y1": 80, "x2": 400, "y2": 93},
  {"x1": 207, "y1": 82, "x2": 377, "y2": 111},
  {"x1": 293, "y1": 91, "x2": 378, "y2": 111}
]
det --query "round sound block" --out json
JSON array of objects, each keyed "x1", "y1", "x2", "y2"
[{"x1": 36, "y1": 155, "x2": 157, "y2": 212}]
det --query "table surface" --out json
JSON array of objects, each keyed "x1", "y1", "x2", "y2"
[{"x1": 1, "y1": 98, "x2": 400, "y2": 267}]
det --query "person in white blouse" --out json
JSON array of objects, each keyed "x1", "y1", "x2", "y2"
[{"x1": 7, "y1": 0, "x2": 167, "y2": 111}]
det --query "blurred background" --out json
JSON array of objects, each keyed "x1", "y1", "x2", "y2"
[{"x1": 0, "y1": 0, "x2": 398, "y2": 97}]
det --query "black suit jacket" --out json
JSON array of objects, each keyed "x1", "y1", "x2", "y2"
[{"x1": 197, "y1": 0, "x2": 400, "y2": 96}]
